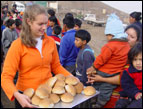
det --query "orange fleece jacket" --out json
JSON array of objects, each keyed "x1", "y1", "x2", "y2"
[
  {"x1": 1, "y1": 33, "x2": 71, "y2": 101},
  {"x1": 94, "y1": 39, "x2": 130, "y2": 75}
]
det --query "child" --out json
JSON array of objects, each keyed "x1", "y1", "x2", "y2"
[
  {"x1": 59, "y1": 16, "x2": 79, "y2": 76},
  {"x1": 115, "y1": 42, "x2": 142, "y2": 108},
  {"x1": 1, "y1": 19, "x2": 18, "y2": 57},
  {"x1": 86, "y1": 13, "x2": 130, "y2": 108},
  {"x1": 46, "y1": 16, "x2": 59, "y2": 36},
  {"x1": 47, "y1": 9, "x2": 60, "y2": 27},
  {"x1": 49, "y1": 25, "x2": 61, "y2": 52},
  {"x1": 74, "y1": 18, "x2": 82, "y2": 31},
  {"x1": 74, "y1": 29, "x2": 95, "y2": 86},
  {"x1": 15, "y1": 19, "x2": 22, "y2": 37}
]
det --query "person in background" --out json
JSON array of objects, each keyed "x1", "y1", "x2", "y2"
[
  {"x1": 129, "y1": 12, "x2": 142, "y2": 29},
  {"x1": 125, "y1": 24, "x2": 142, "y2": 47},
  {"x1": 75, "y1": 29, "x2": 95, "y2": 86},
  {"x1": 74, "y1": 18, "x2": 82, "y2": 31},
  {"x1": 47, "y1": 9, "x2": 60, "y2": 27},
  {"x1": 1, "y1": 4, "x2": 72, "y2": 108},
  {"x1": 1, "y1": 19, "x2": 18, "y2": 58},
  {"x1": 115, "y1": 42, "x2": 142, "y2": 108},
  {"x1": 15, "y1": 19, "x2": 22, "y2": 37},
  {"x1": 61, "y1": 13, "x2": 74, "y2": 37},
  {"x1": 59, "y1": 16, "x2": 79, "y2": 76},
  {"x1": 46, "y1": 16, "x2": 59, "y2": 36},
  {"x1": 1, "y1": 19, "x2": 6, "y2": 32},
  {"x1": 49, "y1": 25, "x2": 61, "y2": 52},
  {"x1": 86, "y1": 13, "x2": 130, "y2": 108}
]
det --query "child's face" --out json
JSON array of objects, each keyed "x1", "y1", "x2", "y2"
[
  {"x1": 49, "y1": 21, "x2": 55, "y2": 27},
  {"x1": 10, "y1": 23, "x2": 16, "y2": 30},
  {"x1": 132, "y1": 53, "x2": 142, "y2": 70},
  {"x1": 74, "y1": 25, "x2": 80, "y2": 31},
  {"x1": 106, "y1": 34, "x2": 113, "y2": 41},
  {"x1": 74, "y1": 37, "x2": 85, "y2": 48}
]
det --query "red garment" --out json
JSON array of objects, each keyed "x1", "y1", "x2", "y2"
[{"x1": 94, "y1": 39, "x2": 130, "y2": 75}]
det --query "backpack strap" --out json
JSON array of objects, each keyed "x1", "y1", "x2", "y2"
[{"x1": 81, "y1": 48, "x2": 95, "y2": 61}]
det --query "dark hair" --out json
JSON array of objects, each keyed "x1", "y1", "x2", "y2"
[
  {"x1": 47, "y1": 9, "x2": 55, "y2": 16},
  {"x1": 128, "y1": 42, "x2": 142, "y2": 64},
  {"x1": 125, "y1": 24, "x2": 142, "y2": 42},
  {"x1": 65, "y1": 13, "x2": 74, "y2": 18},
  {"x1": 75, "y1": 29, "x2": 91, "y2": 43},
  {"x1": 5, "y1": 19, "x2": 15, "y2": 27},
  {"x1": 13, "y1": 4, "x2": 17, "y2": 8},
  {"x1": 53, "y1": 25, "x2": 61, "y2": 35},
  {"x1": 15, "y1": 19, "x2": 22, "y2": 27},
  {"x1": 130, "y1": 12, "x2": 142, "y2": 21},
  {"x1": 49, "y1": 16, "x2": 59, "y2": 25},
  {"x1": 74, "y1": 18, "x2": 82, "y2": 28},
  {"x1": 63, "y1": 17, "x2": 74, "y2": 29},
  {"x1": 1, "y1": 19, "x2": 3, "y2": 25}
]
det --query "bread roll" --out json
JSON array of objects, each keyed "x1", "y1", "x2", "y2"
[
  {"x1": 31, "y1": 94, "x2": 42, "y2": 106},
  {"x1": 49, "y1": 94, "x2": 60, "y2": 104},
  {"x1": 46, "y1": 76, "x2": 57, "y2": 88},
  {"x1": 39, "y1": 97, "x2": 54, "y2": 108},
  {"x1": 83, "y1": 86, "x2": 96, "y2": 96},
  {"x1": 38, "y1": 84, "x2": 52, "y2": 94},
  {"x1": 23, "y1": 88, "x2": 35, "y2": 98},
  {"x1": 52, "y1": 86, "x2": 65, "y2": 94},
  {"x1": 65, "y1": 76, "x2": 79, "y2": 85},
  {"x1": 74, "y1": 82, "x2": 84, "y2": 94},
  {"x1": 35, "y1": 88, "x2": 49, "y2": 99},
  {"x1": 61, "y1": 93, "x2": 74, "y2": 103},
  {"x1": 54, "y1": 80, "x2": 65, "y2": 87},
  {"x1": 65, "y1": 85, "x2": 76, "y2": 96},
  {"x1": 55, "y1": 74, "x2": 65, "y2": 81}
]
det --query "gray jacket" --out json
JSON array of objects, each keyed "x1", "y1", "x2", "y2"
[{"x1": 1, "y1": 27, "x2": 18, "y2": 56}]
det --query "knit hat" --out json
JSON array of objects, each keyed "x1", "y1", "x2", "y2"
[{"x1": 105, "y1": 13, "x2": 127, "y2": 39}]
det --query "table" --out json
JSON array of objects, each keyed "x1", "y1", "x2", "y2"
[{"x1": 54, "y1": 90, "x2": 100, "y2": 108}]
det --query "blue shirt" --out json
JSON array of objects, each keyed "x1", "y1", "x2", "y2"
[
  {"x1": 59, "y1": 29, "x2": 79, "y2": 67},
  {"x1": 46, "y1": 26, "x2": 53, "y2": 36}
]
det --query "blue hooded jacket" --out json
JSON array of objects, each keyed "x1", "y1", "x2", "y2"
[{"x1": 59, "y1": 29, "x2": 79, "y2": 67}]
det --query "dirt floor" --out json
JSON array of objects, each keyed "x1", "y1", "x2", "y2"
[{"x1": 1, "y1": 21, "x2": 107, "y2": 108}]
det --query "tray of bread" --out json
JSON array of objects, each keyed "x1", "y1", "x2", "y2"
[{"x1": 23, "y1": 74, "x2": 99, "y2": 108}]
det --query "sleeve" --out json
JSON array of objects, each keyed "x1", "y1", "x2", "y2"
[
  {"x1": 1, "y1": 40, "x2": 21, "y2": 101},
  {"x1": 82, "y1": 52, "x2": 95, "y2": 85},
  {"x1": 121, "y1": 70, "x2": 140, "y2": 99},
  {"x1": 1, "y1": 30, "x2": 11, "y2": 48},
  {"x1": 59, "y1": 36, "x2": 69, "y2": 66},
  {"x1": 51, "y1": 40, "x2": 72, "y2": 77},
  {"x1": 93, "y1": 45, "x2": 112, "y2": 69}
]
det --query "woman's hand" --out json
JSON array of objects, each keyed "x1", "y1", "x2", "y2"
[
  {"x1": 14, "y1": 91, "x2": 39, "y2": 108},
  {"x1": 87, "y1": 74, "x2": 104, "y2": 84}
]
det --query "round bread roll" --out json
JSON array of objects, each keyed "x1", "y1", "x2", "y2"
[
  {"x1": 38, "y1": 84, "x2": 52, "y2": 94},
  {"x1": 54, "y1": 80, "x2": 65, "y2": 87},
  {"x1": 83, "y1": 86, "x2": 96, "y2": 96},
  {"x1": 49, "y1": 94, "x2": 60, "y2": 104},
  {"x1": 65, "y1": 85, "x2": 76, "y2": 96},
  {"x1": 35, "y1": 88, "x2": 49, "y2": 99},
  {"x1": 74, "y1": 82, "x2": 84, "y2": 94},
  {"x1": 39, "y1": 97, "x2": 54, "y2": 108},
  {"x1": 52, "y1": 86, "x2": 65, "y2": 94},
  {"x1": 31, "y1": 94, "x2": 42, "y2": 106},
  {"x1": 61, "y1": 93, "x2": 74, "y2": 103},
  {"x1": 55, "y1": 74, "x2": 65, "y2": 81},
  {"x1": 65, "y1": 76, "x2": 79, "y2": 85},
  {"x1": 46, "y1": 76, "x2": 57, "y2": 88},
  {"x1": 23, "y1": 88, "x2": 35, "y2": 98}
]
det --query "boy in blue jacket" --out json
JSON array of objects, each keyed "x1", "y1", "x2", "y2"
[
  {"x1": 74, "y1": 29, "x2": 95, "y2": 86},
  {"x1": 59, "y1": 16, "x2": 79, "y2": 76},
  {"x1": 115, "y1": 42, "x2": 142, "y2": 108}
]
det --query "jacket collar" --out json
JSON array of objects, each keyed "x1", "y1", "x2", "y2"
[{"x1": 128, "y1": 64, "x2": 142, "y2": 73}]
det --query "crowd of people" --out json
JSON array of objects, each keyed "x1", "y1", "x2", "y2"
[{"x1": 1, "y1": 3, "x2": 142, "y2": 108}]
